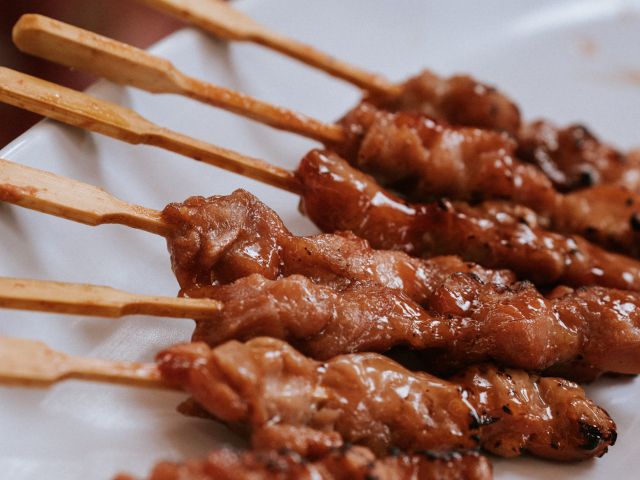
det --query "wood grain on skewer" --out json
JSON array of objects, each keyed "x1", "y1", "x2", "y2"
[
  {"x1": 0, "y1": 67, "x2": 301, "y2": 194},
  {"x1": 136, "y1": 0, "x2": 400, "y2": 97},
  {"x1": 12, "y1": 14, "x2": 345, "y2": 144},
  {"x1": 0, "y1": 336, "x2": 169, "y2": 388},
  {"x1": 0, "y1": 158, "x2": 169, "y2": 236},
  {"x1": 0, "y1": 277, "x2": 222, "y2": 320}
]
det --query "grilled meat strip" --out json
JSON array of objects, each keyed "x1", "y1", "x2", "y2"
[
  {"x1": 360, "y1": 70, "x2": 640, "y2": 202},
  {"x1": 364, "y1": 69, "x2": 521, "y2": 135},
  {"x1": 186, "y1": 272, "x2": 640, "y2": 375},
  {"x1": 297, "y1": 149, "x2": 640, "y2": 291},
  {"x1": 334, "y1": 103, "x2": 640, "y2": 256},
  {"x1": 116, "y1": 447, "x2": 492, "y2": 480},
  {"x1": 162, "y1": 190, "x2": 515, "y2": 296},
  {"x1": 554, "y1": 185, "x2": 640, "y2": 258},
  {"x1": 518, "y1": 120, "x2": 640, "y2": 193},
  {"x1": 157, "y1": 338, "x2": 616, "y2": 461},
  {"x1": 335, "y1": 102, "x2": 556, "y2": 215},
  {"x1": 188, "y1": 274, "x2": 437, "y2": 361}
]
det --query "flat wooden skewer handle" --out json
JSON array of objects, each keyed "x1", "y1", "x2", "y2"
[
  {"x1": 137, "y1": 0, "x2": 401, "y2": 96},
  {"x1": 0, "y1": 67, "x2": 300, "y2": 194},
  {"x1": 0, "y1": 277, "x2": 222, "y2": 320},
  {"x1": 0, "y1": 158, "x2": 169, "y2": 236},
  {"x1": 0, "y1": 336, "x2": 170, "y2": 388},
  {"x1": 12, "y1": 14, "x2": 345, "y2": 144}
]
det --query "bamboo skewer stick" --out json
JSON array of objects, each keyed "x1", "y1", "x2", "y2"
[
  {"x1": 0, "y1": 158, "x2": 170, "y2": 238},
  {"x1": 135, "y1": 0, "x2": 400, "y2": 97},
  {"x1": 0, "y1": 336, "x2": 169, "y2": 388},
  {"x1": 0, "y1": 277, "x2": 222, "y2": 320},
  {"x1": 12, "y1": 14, "x2": 345, "y2": 145},
  {"x1": 0, "y1": 158, "x2": 169, "y2": 235},
  {"x1": 0, "y1": 67, "x2": 301, "y2": 194}
]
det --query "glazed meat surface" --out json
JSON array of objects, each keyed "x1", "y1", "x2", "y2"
[
  {"x1": 296, "y1": 149, "x2": 640, "y2": 291},
  {"x1": 555, "y1": 185, "x2": 640, "y2": 257},
  {"x1": 164, "y1": 188, "x2": 640, "y2": 374},
  {"x1": 335, "y1": 104, "x2": 640, "y2": 256},
  {"x1": 518, "y1": 120, "x2": 640, "y2": 193},
  {"x1": 157, "y1": 338, "x2": 616, "y2": 461},
  {"x1": 116, "y1": 447, "x2": 492, "y2": 480},
  {"x1": 365, "y1": 69, "x2": 521, "y2": 135},
  {"x1": 363, "y1": 70, "x2": 639, "y2": 197},
  {"x1": 162, "y1": 189, "x2": 514, "y2": 298},
  {"x1": 188, "y1": 274, "x2": 436, "y2": 361},
  {"x1": 187, "y1": 273, "x2": 640, "y2": 375},
  {"x1": 336, "y1": 103, "x2": 557, "y2": 215}
]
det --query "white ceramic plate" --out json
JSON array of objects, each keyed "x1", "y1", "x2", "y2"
[{"x1": 1, "y1": 0, "x2": 640, "y2": 478}]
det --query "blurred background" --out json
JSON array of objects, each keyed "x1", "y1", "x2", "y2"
[{"x1": 0, "y1": 0, "x2": 184, "y2": 147}]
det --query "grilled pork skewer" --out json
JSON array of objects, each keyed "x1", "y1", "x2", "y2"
[
  {"x1": 0, "y1": 276, "x2": 221, "y2": 320},
  {"x1": 0, "y1": 336, "x2": 617, "y2": 461},
  {"x1": 2, "y1": 71, "x2": 640, "y2": 291},
  {"x1": 4, "y1": 262, "x2": 635, "y2": 376},
  {"x1": 184, "y1": 272, "x2": 640, "y2": 377},
  {"x1": 296, "y1": 150, "x2": 640, "y2": 290},
  {"x1": 115, "y1": 447, "x2": 492, "y2": 480},
  {"x1": 9, "y1": 19, "x2": 640, "y2": 258},
  {"x1": 6, "y1": 159, "x2": 640, "y2": 376}
]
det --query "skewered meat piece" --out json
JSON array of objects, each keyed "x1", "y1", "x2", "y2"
[
  {"x1": 334, "y1": 103, "x2": 640, "y2": 257},
  {"x1": 116, "y1": 446, "x2": 492, "y2": 480},
  {"x1": 162, "y1": 189, "x2": 515, "y2": 296},
  {"x1": 188, "y1": 274, "x2": 436, "y2": 361},
  {"x1": 157, "y1": 337, "x2": 616, "y2": 461},
  {"x1": 297, "y1": 149, "x2": 640, "y2": 291},
  {"x1": 473, "y1": 192, "x2": 640, "y2": 259},
  {"x1": 364, "y1": 69, "x2": 521, "y2": 135},
  {"x1": 335, "y1": 102, "x2": 556, "y2": 215},
  {"x1": 518, "y1": 120, "x2": 640, "y2": 193},
  {"x1": 361, "y1": 71, "x2": 640, "y2": 199},
  {"x1": 185, "y1": 272, "x2": 640, "y2": 376},
  {"x1": 555, "y1": 185, "x2": 640, "y2": 258}
]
